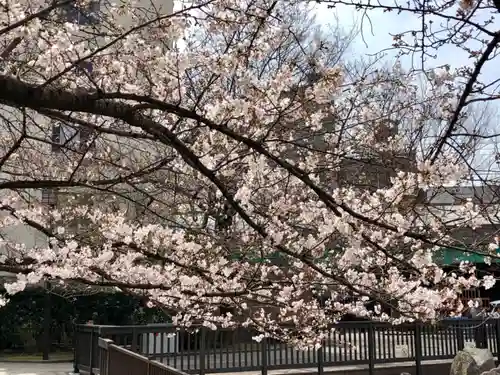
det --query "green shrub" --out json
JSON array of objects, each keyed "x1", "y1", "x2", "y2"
[{"x1": 0, "y1": 288, "x2": 168, "y2": 352}]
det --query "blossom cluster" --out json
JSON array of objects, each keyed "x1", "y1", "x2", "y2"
[{"x1": 0, "y1": 0, "x2": 497, "y2": 344}]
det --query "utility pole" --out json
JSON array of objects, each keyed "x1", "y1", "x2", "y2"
[
  {"x1": 42, "y1": 279, "x2": 52, "y2": 360},
  {"x1": 41, "y1": 131, "x2": 59, "y2": 360},
  {"x1": 41, "y1": 187, "x2": 56, "y2": 361}
]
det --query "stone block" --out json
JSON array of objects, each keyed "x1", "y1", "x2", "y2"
[{"x1": 450, "y1": 347, "x2": 495, "y2": 375}]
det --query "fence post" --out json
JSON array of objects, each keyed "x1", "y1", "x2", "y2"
[
  {"x1": 100, "y1": 339, "x2": 110, "y2": 375},
  {"x1": 73, "y1": 324, "x2": 80, "y2": 373},
  {"x1": 414, "y1": 322, "x2": 422, "y2": 375},
  {"x1": 105, "y1": 346, "x2": 110, "y2": 375},
  {"x1": 456, "y1": 322, "x2": 465, "y2": 351},
  {"x1": 42, "y1": 284, "x2": 51, "y2": 360},
  {"x1": 495, "y1": 320, "x2": 500, "y2": 359},
  {"x1": 317, "y1": 342, "x2": 324, "y2": 375},
  {"x1": 367, "y1": 322, "x2": 375, "y2": 375},
  {"x1": 475, "y1": 320, "x2": 487, "y2": 349},
  {"x1": 199, "y1": 327, "x2": 206, "y2": 375},
  {"x1": 131, "y1": 328, "x2": 138, "y2": 353},
  {"x1": 89, "y1": 328, "x2": 95, "y2": 375},
  {"x1": 261, "y1": 337, "x2": 268, "y2": 375}
]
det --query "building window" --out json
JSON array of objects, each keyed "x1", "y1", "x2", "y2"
[
  {"x1": 62, "y1": 1, "x2": 100, "y2": 25},
  {"x1": 41, "y1": 188, "x2": 57, "y2": 208},
  {"x1": 76, "y1": 61, "x2": 93, "y2": 76},
  {"x1": 51, "y1": 123, "x2": 94, "y2": 152}
]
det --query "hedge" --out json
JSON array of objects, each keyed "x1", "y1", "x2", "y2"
[{"x1": 0, "y1": 288, "x2": 168, "y2": 353}]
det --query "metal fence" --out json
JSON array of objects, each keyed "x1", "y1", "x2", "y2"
[
  {"x1": 74, "y1": 319, "x2": 500, "y2": 375},
  {"x1": 98, "y1": 338, "x2": 189, "y2": 375}
]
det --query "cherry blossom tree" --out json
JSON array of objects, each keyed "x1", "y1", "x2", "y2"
[
  {"x1": 0, "y1": 0, "x2": 498, "y2": 344},
  {"x1": 322, "y1": 0, "x2": 500, "y2": 308}
]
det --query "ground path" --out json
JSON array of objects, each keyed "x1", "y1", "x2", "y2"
[{"x1": 0, "y1": 362, "x2": 72, "y2": 375}]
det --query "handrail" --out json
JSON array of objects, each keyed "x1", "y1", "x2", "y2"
[
  {"x1": 150, "y1": 359, "x2": 186, "y2": 374},
  {"x1": 99, "y1": 337, "x2": 189, "y2": 375},
  {"x1": 98, "y1": 338, "x2": 113, "y2": 349},
  {"x1": 76, "y1": 320, "x2": 423, "y2": 332},
  {"x1": 109, "y1": 342, "x2": 149, "y2": 362},
  {"x1": 75, "y1": 319, "x2": 476, "y2": 337},
  {"x1": 79, "y1": 319, "x2": 482, "y2": 328}
]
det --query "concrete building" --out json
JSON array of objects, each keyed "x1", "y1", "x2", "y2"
[
  {"x1": 424, "y1": 185, "x2": 500, "y2": 308},
  {"x1": 425, "y1": 185, "x2": 500, "y2": 245}
]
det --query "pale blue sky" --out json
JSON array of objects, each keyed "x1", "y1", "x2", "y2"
[
  {"x1": 314, "y1": 2, "x2": 500, "y2": 177},
  {"x1": 314, "y1": 2, "x2": 498, "y2": 77},
  {"x1": 314, "y1": 3, "x2": 499, "y2": 123}
]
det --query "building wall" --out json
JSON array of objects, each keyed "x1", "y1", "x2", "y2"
[
  {"x1": 427, "y1": 185, "x2": 500, "y2": 206},
  {"x1": 425, "y1": 186, "x2": 500, "y2": 245},
  {"x1": 0, "y1": 189, "x2": 48, "y2": 278}
]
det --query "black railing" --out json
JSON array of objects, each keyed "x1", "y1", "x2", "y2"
[
  {"x1": 74, "y1": 319, "x2": 500, "y2": 375},
  {"x1": 98, "y1": 338, "x2": 189, "y2": 375}
]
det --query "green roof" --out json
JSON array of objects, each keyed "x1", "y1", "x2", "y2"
[
  {"x1": 232, "y1": 247, "x2": 500, "y2": 267},
  {"x1": 434, "y1": 247, "x2": 500, "y2": 266},
  {"x1": 230, "y1": 249, "x2": 334, "y2": 264}
]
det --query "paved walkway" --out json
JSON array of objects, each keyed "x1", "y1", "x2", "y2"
[{"x1": 0, "y1": 362, "x2": 72, "y2": 375}]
